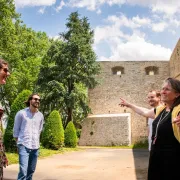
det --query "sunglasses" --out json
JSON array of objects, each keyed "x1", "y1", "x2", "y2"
[
  {"x1": 2, "y1": 68, "x2": 9, "y2": 73},
  {"x1": 32, "y1": 98, "x2": 41, "y2": 102},
  {"x1": 0, "y1": 110, "x2": 4, "y2": 116}
]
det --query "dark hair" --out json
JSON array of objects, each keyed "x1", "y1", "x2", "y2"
[
  {"x1": 25, "y1": 93, "x2": 40, "y2": 107},
  {"x1": 149, "y1": 90, "x2": 161, "y2": 98},
  {"x1": 164, "y1": 77, "x2": 180, "y2": 109},
  {"x1": 0, "y1": 58, "x2": 8, "y2": 69}
]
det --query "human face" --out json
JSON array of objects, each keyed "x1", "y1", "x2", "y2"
[
  {"x1": 0, "y1": 64, "x2": 10, "y2": 84},
  {"x1": 30, "y1": 95, "x2": 40, "y2": 109},
  {"x1": 161, "y1": 82, "x2": 180, "y2": 106},
  {"x1": 147, "y1": 92, "x2": 160, "y2": 108}
]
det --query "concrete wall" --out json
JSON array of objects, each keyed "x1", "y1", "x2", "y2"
[{"x1": 79, "y1": 114, "x2": 131, "y2": 146}]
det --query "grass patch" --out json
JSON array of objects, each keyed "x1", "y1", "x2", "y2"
[
  {"x1": 6, "y1": 147, "x2": 79, "y2": 165},
  {"x1": 132, "y1": 140, "x2": 148, "y2": 149}
]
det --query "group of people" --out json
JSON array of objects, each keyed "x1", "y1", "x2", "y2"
[
  {"x1": 1, "y1": 57, "x2": 180, "y2": 180},
  {"x1": 120, "y1": 77, "x2": 180, "y2": 180},
  {"x1": 0, "y1": 59, "x2": 44, "y2": 180}
]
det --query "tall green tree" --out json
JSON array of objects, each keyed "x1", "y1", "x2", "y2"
[
  {"x1": 0, "y1": 27, "x2": 50, "y2": 111},
  {"x1": 0, "y1": 0, "x2": 20, "y2": 58},
  {"x1": 0, "y1": 0, "x2": 50, "y2": 112},
  {"x1": 38, "y1": 12, "x2": 100, "y2": 127}
]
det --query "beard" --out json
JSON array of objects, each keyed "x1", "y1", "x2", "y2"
[{"x1": 31, "y1": 102, "x2": 40, "y2": 108}]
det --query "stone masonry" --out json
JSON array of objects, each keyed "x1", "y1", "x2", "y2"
[
  {"x1": 79, "y1": 39, "x2": 180, "y2": 145},
  {"x1": 79, "y1": 114, "x2": 131, "y2": 146}
]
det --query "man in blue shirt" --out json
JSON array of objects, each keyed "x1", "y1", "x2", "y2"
[{"x1": 13, "y1": 93, "x2": 44, "y2": 180}]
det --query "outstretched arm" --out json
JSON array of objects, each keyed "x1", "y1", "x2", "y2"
[{"x1": 119, "y1": 98, "x2": 155, "y2": 119}]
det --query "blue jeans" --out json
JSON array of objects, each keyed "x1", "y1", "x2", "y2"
[{"x1": 17, "y1": 144, "x2": 39, "y2": 180}]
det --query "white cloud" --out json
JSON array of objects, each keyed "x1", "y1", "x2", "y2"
[
  {"x1": 132, "y1": 16, "x2": 151, "y2": 26},
  {"x1": 151, "y1": 22, "x2": 168, "y2": 32},
  {"x1": 98, "y1": 35, "x2": 172, "y2": 61},
  {"x1": 55, "y1": 1, "x2": 66, "y2": 12},
  {"x1": 67, "y1": 0, "x2": 180, "y2": 15},
  {"x1": 168, "y1": 29, "x2": 176, "y2": 35},
  {"x1": 15, "y1": 0, "x2": 56, "y2": 8},
  {"x1": 96, "y1": 9, "x2": 102, "y2": 14},
  {"x1": 151, "y1": 1, "x2": 180, "y2": 15},
  {"x1": 94, "y1": 14, "x2": 172, "y2": 61},
  {"x1": 38, "y1": 7, "x2": 46, "y2": 14},
  {"x1": 68, "y1": 0, "x2": 97, "y2": 11}
]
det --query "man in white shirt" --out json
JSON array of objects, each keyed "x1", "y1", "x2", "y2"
[
  {"x1": 13, "y1": 93, "x2": 44, "y2": 180},
  {"x1": 147, "y1": 91, "x2": 161, "y2": 151}
]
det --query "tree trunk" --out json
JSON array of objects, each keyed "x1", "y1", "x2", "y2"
[{"x1": 65, "y1": 107, "x2": 72, "y2": 127}]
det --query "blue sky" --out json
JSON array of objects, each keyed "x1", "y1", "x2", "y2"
[{"x1": 14, "y1": 0, "x2": 180, "y2": 61}]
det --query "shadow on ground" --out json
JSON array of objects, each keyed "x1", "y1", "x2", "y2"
[{"x1": 132, "y1": 149, "x2": 149, "y2": 180}]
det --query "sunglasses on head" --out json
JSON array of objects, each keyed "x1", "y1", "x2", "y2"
[{"x1": 32, "y1": 98, "x2": 41, "y2": 102}]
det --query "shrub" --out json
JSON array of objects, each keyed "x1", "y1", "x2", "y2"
[
  {"x1": 76, "y1": 128, "x2": 81, "y2": 138},
  {"x1": 4, "y1": 90, "x2": 32, "y2": 152},
  {"x1": 41, "y1": 110, "x2": 64, "y2": 149},
  {"x1": 64, "y1": 121, "x2": 77, "y2": 148}
]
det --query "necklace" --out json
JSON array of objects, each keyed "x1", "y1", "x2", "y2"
[{"x1": 153, "y1": 110, "x2": 170, "y2": 145}]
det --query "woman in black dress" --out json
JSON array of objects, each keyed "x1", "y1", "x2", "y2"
[
  {"x1": 148, "y1": 77, "x2": 180, "y2": 180},
  {"x1": 120, "y1": 77, "x2": 180, "y2": 180}
]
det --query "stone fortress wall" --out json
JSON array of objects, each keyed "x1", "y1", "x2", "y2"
[
  {"x1": 170, "y1": 39, "x2": 180, "y2": 79},
  {"x1": 79, "y1": 39, "x2": 180, "y2": 145}
]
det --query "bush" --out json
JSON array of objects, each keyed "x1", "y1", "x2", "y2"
[
  {"x1": 4, "y1": 90, "x2": 32, "y2": 152},
  {"x1": 41, "y1": 110, "x2": 64, "y2": 149},
  {"x1": 76, "y1": 128, "x2": 81, "y2": 138},
  {"x1": 64, "y1": 121, "x2": 77, "y2": 148}
]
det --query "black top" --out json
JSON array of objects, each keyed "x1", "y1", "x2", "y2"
[{"x1": 151, "y1": 109, "x2": 180, "y2": 151}]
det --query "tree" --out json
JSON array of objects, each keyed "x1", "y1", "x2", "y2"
[
  {"x1": 4, "y1": 90, "x2": 32, "y2": 152},
  {"x1": 0, "y1": 0, "x2": 20, "y2": 58},
  {"x1": 38, "y1": 12, "x2": 100, "y2": 127},
  {"x1": 0, "y1": 0, "x2": 50, "y2": 112},
  {"x1": 41, "y1": 110, "x2": 64, "y2": 149},
  {"x1": 0, "y1": 26, "x2": 50, "y2": 112},
  {"x1": 64, "y1": 121, "x2": 77, "y2": 147}
]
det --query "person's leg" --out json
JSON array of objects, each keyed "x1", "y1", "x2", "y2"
[
  {"x1": 26, "y1": 149, "x2": 39, "y2": 180},
  {"x1": 17, "y1": 144, "x2": 30, "y2": 180}
]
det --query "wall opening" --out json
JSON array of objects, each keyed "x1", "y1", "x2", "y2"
[
  {"x1": 145, "y1": 66, "x2": 159, "y2": 75},
  {"x1": 112, "y1": 66, "x2": 124, "y2": 76}
]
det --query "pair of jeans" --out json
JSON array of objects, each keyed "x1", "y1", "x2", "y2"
[{"x1": 17, "y1": 144, "x2": 39, "y2": 180}]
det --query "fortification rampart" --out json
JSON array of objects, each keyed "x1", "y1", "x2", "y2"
[{"x1": 87, "y1": 61, "x2": 169, "y2": 143}]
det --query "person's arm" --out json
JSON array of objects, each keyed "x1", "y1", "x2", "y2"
[
  {"x1": 39, "y1": 114, "x2": 44, "y2": 133},
  {"x1": 119, "y1": 97, "x2": 155, "y2": 119},
  {"x1": 13, "y1": 111, "x2": 23, "y2": 140}
]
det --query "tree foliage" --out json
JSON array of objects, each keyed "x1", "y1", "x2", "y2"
[
  {"x1": 38, "y1": 12, "x2": 100, "y2": 127},
  {"x1": 64, "y1": 121, "x2": 77, "y2": 147},
  {"x1": 4, "y1": 90, "x2": 32, "y2": 152},
  {"x1": 41, "y1": 110, "x2": 64, "y2": 149}
]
